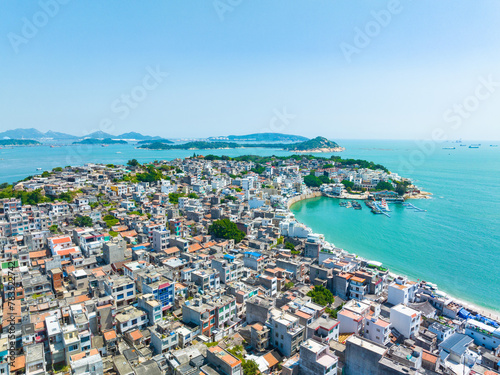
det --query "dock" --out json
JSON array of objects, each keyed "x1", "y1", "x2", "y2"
[{"x1": 403, "y1": 203, "x2": 427, "y2": 212}]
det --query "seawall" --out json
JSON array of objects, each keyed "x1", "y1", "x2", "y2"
[{"x1": 286, "y1": 191, "x2": 322, "y2": 209}]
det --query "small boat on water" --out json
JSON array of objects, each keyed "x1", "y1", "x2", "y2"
[
  {"x1": 491, "y1": 145, "x2": 498, "y2": 147},
  {"x1": 36, "y1": 167, "x2": 42, "y2": 171},
  {"x1": 469, "y1": 145, "x2": 480, "y2": 148},
  {"x1": 351, "y1": 201, "x2": 362, "y2": 209},
  {"x1": 460, "y1": 144, "x2": 467, "y2": 147},
  {"x1": 442, "y1": 147, "x2": 455, "y2": 150}
]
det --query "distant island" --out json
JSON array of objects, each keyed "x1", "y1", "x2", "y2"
[
  {"x1": 139, "y1": 136, "x2": 344, "y2": 153},
  {"x1": 208, "y1": 132, "x2": 309, "y2": 143},
  {"x1": 137, "y1": 138, "x2": 174, "y2": 145},
  {"x1": 72, "y1": 138, "x2": 128, "y2": 145},
  {"x1": 0, "y1": 128, "x2": 165, "y2": 142},
  {"x1": 0, "y1": 139, "x2": 41, "y2": 146}
]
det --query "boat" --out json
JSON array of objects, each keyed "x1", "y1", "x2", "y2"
[
  {"x1": 442, "y1": 147, "x2": 455, "y2": 150},
  {"x1": 460, "y1": 144, "x2": 467, "y2": 147},
  {"x1": 378, "y1": 198, "x2": 390, "y2": 212},
  {"x1": 339, "y1": 201, "x2": 348, "y2": 207},
  {"x1": 101, "y1": 144, "x2": 108, "y2": 147},
  {"x1": 469, "y1": 145, "x2": 480, "y2": 148},
  {"x1": 116, "y1": 152, "x2": 122, "y2": 154},
  {"x1": 351, "y1": 201, "x2": 362, "y2": 209},
  {"x1": 490, "y1": 145, "x2": 498, "y2": 147},
  {"x1": 36, "y1": 167, "x2": 42, "y2": 171}
]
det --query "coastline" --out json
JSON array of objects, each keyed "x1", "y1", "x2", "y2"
[{"x1": 287, "y1": 194, "x2": 500, "y2": 320}]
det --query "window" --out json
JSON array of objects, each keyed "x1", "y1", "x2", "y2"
[
  {"x1": 132, "y1": 319, "x2": 137, "y2": 325},
  {"x1": 69, "y1": 344, "x2": 78, "y2": 351},
  {"x1": 127, "y1": 291, "x2": 134, "y2": 297}
]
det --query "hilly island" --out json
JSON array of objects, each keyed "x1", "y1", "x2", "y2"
[{"x1": 139, "y1": 136, "x2": 344, "y2": 153}]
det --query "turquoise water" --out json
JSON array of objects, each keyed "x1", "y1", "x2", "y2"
[
  {"x1": 1, "y1": 140, "x2": 499, "y2": 311},
  {"x1": 291, "y1": 141, "x2": 500, "y2": 312}
]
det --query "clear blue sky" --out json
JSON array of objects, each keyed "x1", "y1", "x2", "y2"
[{"x1": 1, "y1": 0, "x2": 500, "y2": 140}]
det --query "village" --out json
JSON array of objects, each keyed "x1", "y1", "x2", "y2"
[{"x1": 0, "y1": 155, "x2": 498, "y2": 375}]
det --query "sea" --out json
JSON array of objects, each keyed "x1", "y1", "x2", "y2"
[{"x1": 1, "y1": 140, "x2": 499, "y2": 312}]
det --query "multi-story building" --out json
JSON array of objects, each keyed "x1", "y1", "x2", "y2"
[
  {"x1": 182, "y1": 299, "x2": 216, "y2": 338},
  {"x1": 206, "y1": 345, "x2": 242, "y2": 375},
  {"x1": 268, "y1": 309, "x2": 305, "y2": 357},
  {"x1": 115, "y1": 306, "x2": 148, "y2": 334},
  {"x1": 191, "y1": 269, "x2": 220, "y2": 293},
  {"x1": 212, "y1": 255, "x2": 243, "y2": 284},
  {"x1": 390, "y1": 304, "x2": 421, "y2": 339},
  {"x1": 104, "y1": 275, "x2": 136, "y2": 309},
  {"x1": 298, "y1": 339, "x2": 338, "y2": 375}
]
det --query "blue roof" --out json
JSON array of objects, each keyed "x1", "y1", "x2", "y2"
[
  {"x1": 224, "y1": 254, "x2": 235, "y2": 260},
  {"x1": 133, "y1": 246, "x2": 146, "y2": 250},
  {"x1": 244, "y1": 251, "x2": 261, "y2": 258}
]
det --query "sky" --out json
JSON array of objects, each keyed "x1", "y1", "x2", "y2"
[{"x1": 1, "y1": 0, "x2": 500, "y2": 140}]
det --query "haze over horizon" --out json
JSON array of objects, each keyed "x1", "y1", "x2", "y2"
[{"x1": 2, "y1": 1, "x2": 500, "y2": 141}]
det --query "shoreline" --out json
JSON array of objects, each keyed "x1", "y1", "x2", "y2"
[{"x1": 287, "y1": 193, "x2": 500, "y2": 319}]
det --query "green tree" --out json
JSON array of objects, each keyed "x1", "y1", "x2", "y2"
[
  {"x1": 188, "y1": 192, "x2": 199, "y2": 199},
  {"x1": 284, "y1": 281, "x2": 294, "y2": 290},
  {"x1": 49, "y1": 225, "x2": 58, "y2": 234},
  {"x1": 307, "y1": 285, "x2": 334, "y2": 306},
  {"x1": 341, "y1": 180, "x2": 354, "y2": 189},
  {"x1": 375, "y1": 181, "x2": 394, "y2": 191},
  {"x1": 127, "y1": 159, "x2": 140, "y2": 167},
  {"x1": 74, "y1": 216, "x2": 93, "y2": 227},
  {"x1": 285, "y1": 242, "x2": 295, "y2": 251},
  {"x1": 209, "y1": 219, "x2": 246, "y2": 243},
  {"x1": 242, "y1": 360, "x2": 259, "y2": 375},
  {"x1": 304, "y1": 174, "x2": 322, "y2": 187}
]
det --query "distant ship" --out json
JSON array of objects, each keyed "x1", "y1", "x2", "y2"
[
  {"x1": 442, "y1": 147, "x2": 455, "y2": 150},
  {"x1": 490, "y1": 145, "x2": 498, "y2": 147},
  {"x1": 460, "y1": 144, "x2": 467, "y2": 147},
  {"x1": 469, "y1": 144, "x2": 480, "y2": 148}
]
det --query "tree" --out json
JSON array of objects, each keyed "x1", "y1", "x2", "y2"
[
  {"x1": 341, "y1": 180, "x2": 354, "y2": 190},
  {"x1": 285, "y1": 242, "x2": 295, "y2": 251},
  {"x1": 375, "y1": 181, "x2": 394, "y2": 191},
  {"x1": 188, "y1": 192, "x2": 199, "y2": 199},
  {"x1": 74, "y1": 216, "x2": 93, "y2": 227},
  {"x1": 307, "y1": 285, "x2": 334, "y2": 306},
  {"x1": 127, "y1": 159, "x2": 139, "y2": 167},
  {"x1": 49, "y1": 225, "x2": 58, "y2": 234},
  {"x1": 242, "y1": 360, "x2": 259, "y2": 375},
  {"x1": 304, "y1": 174, "x2": 322, "y2": 187},
  {"x1": 284, "y1": 281, "x2": 294, "y2": 290},
  {"x1": 209, "y1": 219, "x2": 245, "y2": 243}
]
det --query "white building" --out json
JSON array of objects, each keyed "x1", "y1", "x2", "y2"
[
  {"x1": 387, "y1": 276, "x2": 417, "y2": 306},
  {"x1": 279, "y1": 220, "x2": 312, "y2": 238},
  {"x1": 364, "y1": 316, "x2": 391, "y2": 345},
  {"x1": 152, "y1": 229, "x2": 169, "y2": 252},
  {"x1": 390, "y1": 304, "x2": 421, "y2": 339}
]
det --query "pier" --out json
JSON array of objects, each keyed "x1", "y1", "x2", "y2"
[{"x1": 403, "y1": 203, "x2": 427, "y2": 212}]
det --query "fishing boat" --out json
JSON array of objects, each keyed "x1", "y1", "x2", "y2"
[
  {"x1": 339, "y1": 201, "x2": 348, "y2": 207},
  {"x1": 351, "y1": 201, "x2": 362, "y2": 209},
  {"x1": 36, "y1": 167, "x2": 42, "y2": 171},
  {"x1": 469, "y1": 145, "x2": 480, "y2": 148},
  {"x1": 442, "y1": 147, "x2": 455, "y2": 150},
  {"x1": 460, "y1": 144, "x2": 467, "y2": 147}
]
